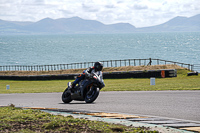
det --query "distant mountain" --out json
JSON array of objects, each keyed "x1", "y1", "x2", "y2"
[
  {"x1": 0, "y1": 14, "x2": 199, "y2": 34},
  {"x1": 137, "y1": 14, "x2": 200, "y2": 32},
  {"x1": 0, "y1": 17, "x2": 136, "y2": 34},
  {"x1": 0, "y1": 19, "x2": 21, "y2": 31}
]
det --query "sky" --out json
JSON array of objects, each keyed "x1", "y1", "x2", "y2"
[{"x1": 0, "y1": 0, "x2": 200, "y2": 27}]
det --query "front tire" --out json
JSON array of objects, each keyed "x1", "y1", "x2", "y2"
[
  {"x1": 85, "y1": 87, "x2": 99, "y2": 103},
  {"x1": 62, "y1": 88, "x2": 72, "y2": 103}
]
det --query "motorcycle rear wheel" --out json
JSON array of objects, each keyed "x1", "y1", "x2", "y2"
[
  {"x1": 85, "y1": 87, "x2": 99, "y2": 103},
  {"x1": 62, "y1": 88, "x2": 72, "y2": 103}
]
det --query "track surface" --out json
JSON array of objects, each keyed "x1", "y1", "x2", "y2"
[{"x1": 0, "y1": 91, "x2": 200, "y2": 122}]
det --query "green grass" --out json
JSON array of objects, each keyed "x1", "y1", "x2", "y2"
[
  {"x1": 105, "y1": 70, "x2": 200, "y2": 91},
  {"x1": 0, "y1": 70, "x2": 199, "y2": 94},
  {"x1": 0, "y1": 106, "x2": 158, "y2": 133},
  {"x1": 0, "y1": 80, "x2": 68, "y2": 93}
]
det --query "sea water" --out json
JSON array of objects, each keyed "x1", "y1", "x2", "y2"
[{"x1": 0, "y1": 32, "x2": 199, "y2": 66}]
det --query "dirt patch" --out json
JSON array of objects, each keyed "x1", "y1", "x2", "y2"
[{"x1": 0, "y1": 64, "x2": 185, "y2": 76}]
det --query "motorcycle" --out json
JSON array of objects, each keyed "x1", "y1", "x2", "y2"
[{"x1": 62, "y1": 73, "x2": 105, "y2": 103}]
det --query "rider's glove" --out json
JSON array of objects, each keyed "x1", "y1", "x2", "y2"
[
  {"x1": 89, "y1": 73, "x2": 94, "y2": 78},
  {"x1": 86, "y1": 73, "x2": 93, "y2": 78}
]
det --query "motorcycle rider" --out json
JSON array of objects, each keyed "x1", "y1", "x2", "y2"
[{"x1": 70, "y1": 62, "x2": 105, "y2": 92}]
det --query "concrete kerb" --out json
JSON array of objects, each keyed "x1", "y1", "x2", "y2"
[
  {"x1": 0, "y1": 105, "x2": 195, "y2": 133},
  {"x1": 42, "y1": 109, "x2": 192, "y2": 133}
]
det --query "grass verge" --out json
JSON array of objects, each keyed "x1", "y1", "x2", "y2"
[
  {"x1": 0, "y1": 106, "x2": 158, "y2": 133},
  {"x1": 0, "y1": 69, "x2": 199, "y2": 94}
]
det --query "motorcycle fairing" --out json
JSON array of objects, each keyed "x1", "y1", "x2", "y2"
[{"x1": 70, "y1": 79, "x2": 94, "y2": 101}]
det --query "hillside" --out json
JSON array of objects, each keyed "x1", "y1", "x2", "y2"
[
  {"x1": 0, "y1": 17, "x2": 136, "y2": 34},
  {"x1": 0, "y1": 14, "x2": 199, "y2": 34},
  {"x1": 138, "y1": 14, "x2": 200, "y2": 32}
]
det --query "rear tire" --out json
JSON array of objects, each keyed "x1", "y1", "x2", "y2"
[
  {"x1": 85, "y1": 87, "x2": 99, "y2": 103},
  {"x1": 62, "y1": 88, "x2": 72, "y2": 103}
]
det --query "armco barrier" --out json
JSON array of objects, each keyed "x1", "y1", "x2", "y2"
[
  {"x1": 104, "y1": 69, "x2": 176, "y2": 79},
  {"x1": 0, "y1": 69, "x2": 176, "y2": 80}
]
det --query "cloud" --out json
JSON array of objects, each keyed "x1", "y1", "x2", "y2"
[
  {"x1": 132, "y1": 4, "x2": 148, "y2": 10},
  {"x1": 105, "y1": 5, "x2": 116, "y2": 9},
  {"x1": 0, "y1": 0, "x2": 200, "y2": 27},
  {"x1": 82, "y1": 3, "x2": 100, "y2": 12}
]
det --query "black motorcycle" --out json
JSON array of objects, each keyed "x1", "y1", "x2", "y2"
[{"x1": 62, "y1": 73, "x2": 104, "y2": 103}]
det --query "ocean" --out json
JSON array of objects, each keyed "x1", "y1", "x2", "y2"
[{"x1": 0, "y1": 32, "x2": 200, "y2": 66}]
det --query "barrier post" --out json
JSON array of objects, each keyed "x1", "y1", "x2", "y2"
[{"x1": 150, "y1": 77, "x2": 155, "y2": 85}]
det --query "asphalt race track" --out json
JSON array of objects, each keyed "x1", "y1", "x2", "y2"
[{"x1": 0, "y1": 91, "x2": 200, "y2": 122}]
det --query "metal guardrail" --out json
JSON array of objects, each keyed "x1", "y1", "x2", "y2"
[
  {"x1": 192, "y1": 64, "x2": 200, "y2": 72},
  {"x1": 0, "y1": 58, "x2": 195, "y2": 72},
  {"x1": 149, "y1": 58, "x2": 194, "y2": 71}
]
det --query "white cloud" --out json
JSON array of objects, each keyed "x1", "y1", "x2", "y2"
[{"x1": 0, "y1": 0, "x2": 199, "y2": 27}]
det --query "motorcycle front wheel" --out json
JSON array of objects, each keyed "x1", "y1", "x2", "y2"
[
  {"x1": 85, "y1": 87, "x2": 99, "y2": 103},
  {"x1": 62, "y1": 88, "x2": 72, "y2": 103}
]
